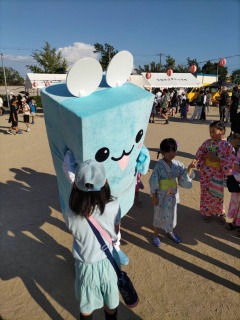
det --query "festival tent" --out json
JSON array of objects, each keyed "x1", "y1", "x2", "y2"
[
  {"x1": 25, "y1": 73, "x2": 67, "y2": 90},
  {"x1": 141, "y1": 72, "x2": 202, "y2": 88},
  {"x1": 127, "y1": 75, "x2": 151, "y2": 89}
]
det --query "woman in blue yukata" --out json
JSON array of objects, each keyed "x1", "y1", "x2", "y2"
[{"x1": 149, "y1": 138, "x2": 197, "y2": 247}]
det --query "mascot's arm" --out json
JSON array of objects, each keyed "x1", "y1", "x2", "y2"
[
  {"x1": 136, "y1": 145, "x2": 150, "y2": 175},
  {"x1": 62, "y1": 149, "x2": 77, "y2": 184}
]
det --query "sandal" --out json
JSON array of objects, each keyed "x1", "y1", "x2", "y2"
[
  {"x1": 167, "y1": 232, "x2": 181, "y2": 244},
  {"x1": 152, "y1": 235, "x2": 161, "y2": 247},
  {"x1": 202, "y1": 215, "x2": 211, "y2": 223},
  {"x1": 225, "y1": 223, "x2": 235, "y2": 230}
]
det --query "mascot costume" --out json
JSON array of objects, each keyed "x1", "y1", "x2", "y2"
[{"x1": 40, "y1": 51, "x2": 154, "y2": 264}]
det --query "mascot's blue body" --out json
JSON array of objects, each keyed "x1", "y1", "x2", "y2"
[{"x1": 40, "y1": 55, "x2": 154, "y2": 218}]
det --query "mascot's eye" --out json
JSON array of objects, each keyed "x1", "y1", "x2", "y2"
[
  {"x1": 95, "y1": 147, "x2": 110, "y2": 162},
  {"x1": 135, "y1": 129, "x2": 143, "y2": 143}
]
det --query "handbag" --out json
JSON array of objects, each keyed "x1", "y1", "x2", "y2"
[
  {"x1": 226, "y1": 175, "x2": 240, "y2": 193},
  {"x1": 87, "y1": 217, "x2": 139, "y2": 308}
]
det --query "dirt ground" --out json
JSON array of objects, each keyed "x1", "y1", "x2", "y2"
[{"x1": 0, "y1": 106, "x2": 239, "y2": 320}]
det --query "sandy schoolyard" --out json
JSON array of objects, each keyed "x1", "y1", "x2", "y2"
[{"x1": 0, "y1": 106, "x2": 239, "y2": 320}]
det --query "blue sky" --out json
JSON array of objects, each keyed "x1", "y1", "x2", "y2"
[{"x1": 0, "y1": 0, "x2": 239, "y2": 77}]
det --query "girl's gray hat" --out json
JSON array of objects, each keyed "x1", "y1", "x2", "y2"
[{"x1": 75, "y1": 159, "x2": 106, "y2": 192}]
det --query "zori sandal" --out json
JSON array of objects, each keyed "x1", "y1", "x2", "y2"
[
  {"x1": 167, "y1": 232, "x2": 181, "y2": 244},
  {"x1": 225, "y1": 223, "x2": 235, "y2": 230},
  {"x1": 202, "y1": 215, "x2": 211, "y2": 223},
  {"x1": 152, "y1": 235, "x2": 161, "y2": 247}
]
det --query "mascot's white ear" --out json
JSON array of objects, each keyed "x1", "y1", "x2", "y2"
[
  {"x1": 67, "y1": 58, "x2": 102, "y2": 97},
  {"x1": 106, "y1": 51, "x2": 133, "y2": 88}
]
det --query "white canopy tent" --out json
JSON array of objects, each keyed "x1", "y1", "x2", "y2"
[
  {"x1": 25, "y1": 73, "x2": 67, "y2": 90},
  {"x1": 141, "y1": 72, "x2": 202, "y2": 88},
  {"x1": 127, "y1": 75, "x2": 151, "y2": 89}
]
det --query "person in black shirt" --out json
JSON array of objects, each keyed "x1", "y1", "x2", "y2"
[
  {"x1": 7, "y1": 98, "x2": 19, "y2": 135},
  {"x1": 217, "y1": 87, "x2": 229, "y2": 122},
  {"x1": 230, "y1": 86, "x2": 239, "y2": 123}
]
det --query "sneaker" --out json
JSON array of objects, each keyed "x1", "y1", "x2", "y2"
[
  {"x1": 32, "y1": 121, "x2": 35, "y2": 124},
  {"x1": 27, "y1": 128, "x2": 30, "y2": 132},
  {"x1": 117, "y1": 249, "x2": 129, "y2": 265},
  {"x1": 167, "y1": 232, "x2": 181, "y2": 243},
  {"x1": 152, "y1": 235, "x2": 161, "y2": 247},
  {"x1": 6, "y1": 130, "x2": 14, "y2": 135}
]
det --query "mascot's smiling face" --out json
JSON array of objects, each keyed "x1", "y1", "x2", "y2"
[{"x1": 40, "y1": 51, "x2": 154, "y2": 215}]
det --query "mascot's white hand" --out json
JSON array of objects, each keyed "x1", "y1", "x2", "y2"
[{"x1": 62, "y1": 150, "x2": 77, "y2": 184}]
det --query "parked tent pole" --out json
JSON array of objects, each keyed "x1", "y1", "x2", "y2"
[{"x1": 1, "y1": 53, "x2": 10, "y2": 108}]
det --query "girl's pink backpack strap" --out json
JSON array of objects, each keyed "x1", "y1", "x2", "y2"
[{"x1": 88, "y1": 216, "x2": 113, "y2": 244}]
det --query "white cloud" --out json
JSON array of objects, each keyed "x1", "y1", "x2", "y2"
[
  {"x1": 57, "y1": 42, "x2": 98, "y2": 67},
  {"x1": 3, "y1": 54, "x2": 34, "y2": 63}
]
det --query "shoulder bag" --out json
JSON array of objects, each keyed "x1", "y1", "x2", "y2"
[{"x1": 87, "y1": 217, "x2": 139, "y2": 308}]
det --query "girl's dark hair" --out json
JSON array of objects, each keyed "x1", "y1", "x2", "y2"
[
  {"x1": 69, "y1": 182, "x2": 113, "y2": 218},
  {"x1": 157, "y1": 138, "x2": 177, "y2": 158},
  {"x1": 209, "y1": 121, "x2": 226, "y2": 133}
]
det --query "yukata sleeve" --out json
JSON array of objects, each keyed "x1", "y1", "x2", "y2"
[
  {"x1": 149, "y1": 163, "x2": 161, "y2": 195},
  {"x1": 62, "y1": 149, "x2": 77, "y2": 184},
  {"x1": 177, "y1": 162, "x2": 194, "y2": 189},
  {"x1": 218, "y1": 141, "x2": 236, "y2": 176},
  {"x1": 195, "y1": 140, "x2": 208, "y2": 170}
]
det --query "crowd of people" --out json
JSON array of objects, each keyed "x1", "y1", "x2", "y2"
[
  {"x1": 149, "y1": 85, "x2": 239, "y2": 124},
  {"x1": 2, "y1": 87, "x2": 239, "y2": 320},
  {"x1": 6, "y1": 93, "x2": 37, "y2": 135}
]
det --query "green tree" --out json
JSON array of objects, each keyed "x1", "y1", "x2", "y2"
[
  {"x1": 202, "y1": 61, "x2": 227, "y2": 81},
  {"x1": 0, "y1": 67, "x2": 24, "y2": 85},
  {"x1": 93, "y1": 43, "x2": 118, "y2": 71},
  {"x1": 186, "y1": 58, "x2": 201, "y2": 73},
  {"x1": 163, "y1": 55, "x2": 176, "y2": 71},
  {"x1": 26, "y1": 42, "x2": 68, "y2": 73},
  {"x1": 231, "y1": 69, "x2": 240, "y2": 84}
]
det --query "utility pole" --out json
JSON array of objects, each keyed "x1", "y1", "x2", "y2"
[
  {"x1": 1, "y1": 53, "x2": 9, "y2": 108},
  {"x1": 156, "y1": 53, "x2": 166, "y2": 72}
]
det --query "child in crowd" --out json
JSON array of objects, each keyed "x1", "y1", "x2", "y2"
[
  {"x1": 66, "y1": 160, "x2": 120, "y2": 320},
  {"x1": 22, "y1": 97, "x2": 31, "y2": 132},
  {"x1": 149, "y1": 138, "x2": 196, "y2": 247},
  {"x1": 62, "y1": 150, "x2": 129, "y2": 266},
  {"x1": 149, "y1": 98, "x2": 157, "y2": 123},
  {"x1": 195, "y1": 121, "x2": 235, "y2": 222},
  {"x1": 224, "y1": 96, "x2": 232, "y2": 123},
  {"x1": 29, "y1": 98, "x2": 37, "y2": 124},
  {"x1": 180, "y1": 99, "x2": 187, "y2": 118}
]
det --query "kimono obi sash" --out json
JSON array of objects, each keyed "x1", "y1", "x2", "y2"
[
  {"x1": 159, "y1": 178, "x2": 177, "y2": 191},
  {"x1": 205, "y1": 158, "x2": 221, "y2": 169}
]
